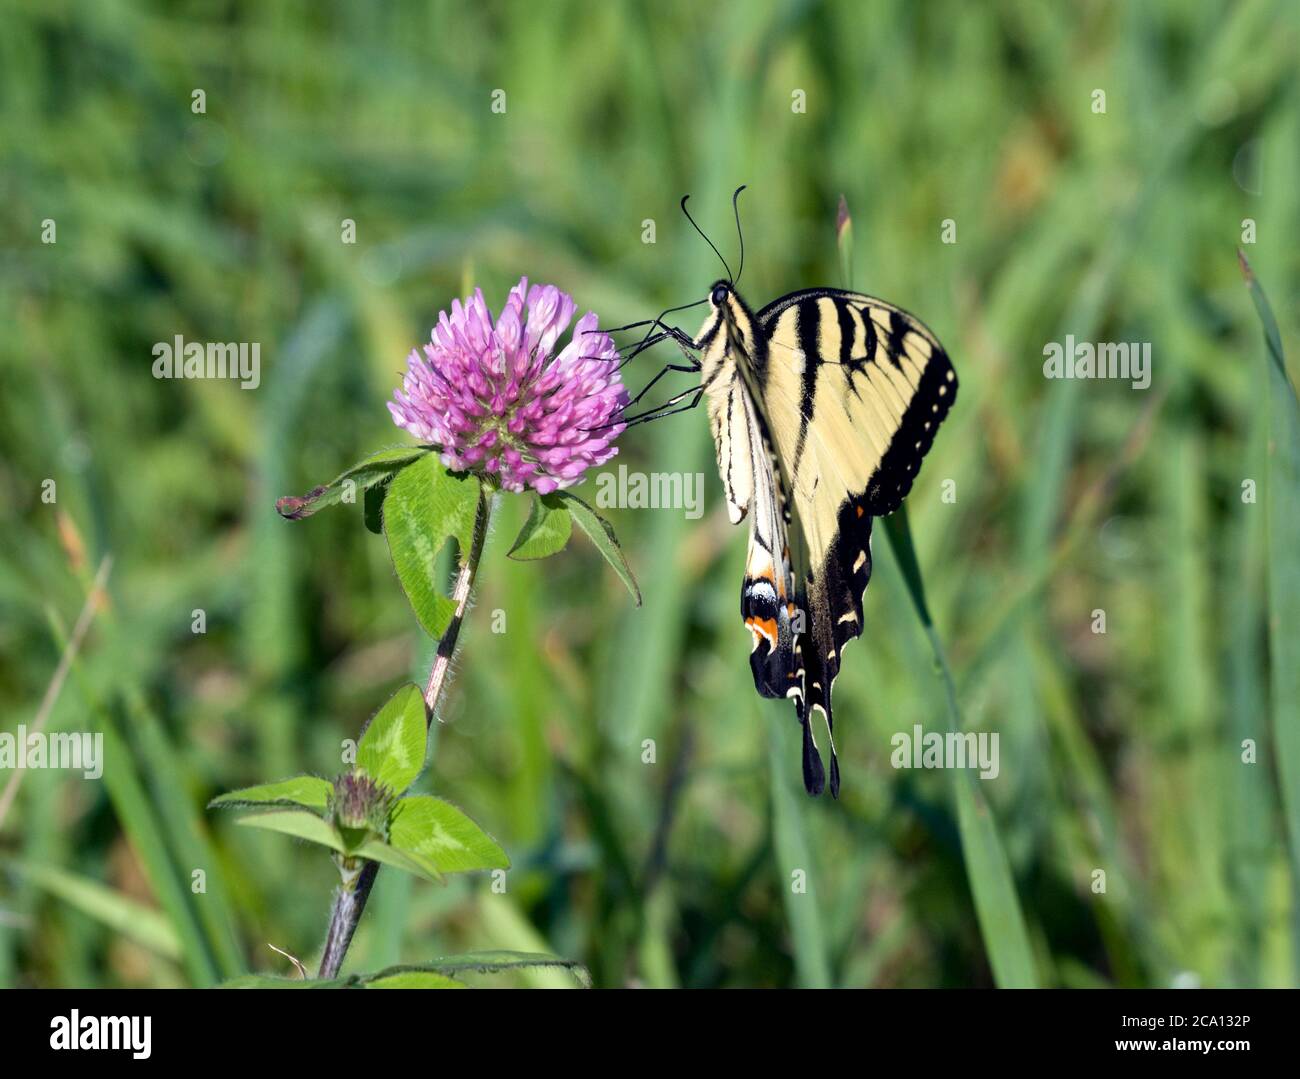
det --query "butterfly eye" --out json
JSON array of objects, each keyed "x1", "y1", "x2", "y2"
[{"x1": 711, "y1": 284, "x2": 729, "y2": 306}]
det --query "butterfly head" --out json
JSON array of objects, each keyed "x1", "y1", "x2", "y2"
[
  {"x1": 692, "y1": 278, "x2": 760, "y2": 395},
  {"x1": 703, "y1": 277, "x2": 756, "y2": 337}
]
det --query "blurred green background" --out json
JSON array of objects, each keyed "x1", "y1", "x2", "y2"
[{"x1": 2, "y1": 0, "x2": 1298, "y2": 988}]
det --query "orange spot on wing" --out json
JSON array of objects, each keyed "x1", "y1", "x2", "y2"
[{"x1": 746, "y1": 616, "x2": 778, "y2": 644}]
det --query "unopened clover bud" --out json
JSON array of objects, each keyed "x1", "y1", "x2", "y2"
[{"x1": 329, "y1": 772, "x2": 394, "y2": 836}]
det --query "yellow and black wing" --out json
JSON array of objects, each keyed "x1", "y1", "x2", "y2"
[{"x1": 753, "y1": 288, "x2": 957, "y2": 796}]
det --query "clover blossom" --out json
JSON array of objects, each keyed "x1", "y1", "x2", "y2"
[{"x1": 388, "y1": 278, "x2": 628, "y2": 494}]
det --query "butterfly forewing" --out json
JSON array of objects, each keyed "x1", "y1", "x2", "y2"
[{"x1": 757, "y1": 289, "x2": 956, "y2": 519}]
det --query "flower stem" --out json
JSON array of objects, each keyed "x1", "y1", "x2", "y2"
[
  {"x1": 317, "y1": 859, "x2": 377, "y2": 980},
  {"x1": 424, "y1": 488, "x2": 492, "y2": 722},
  {"x1": 316, "y1": 486, "x2": 492, "y2": 979}
]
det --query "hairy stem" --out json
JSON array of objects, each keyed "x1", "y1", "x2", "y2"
[
  {"x1": 424, "y1": 489, "x2": 491, "y2": 721},
  {"x1": 317, "y1": 860, "x2": 378, "y2": 980},
  {"x1": 316, "y1": 487, "x2": 492, "y2": 979}
]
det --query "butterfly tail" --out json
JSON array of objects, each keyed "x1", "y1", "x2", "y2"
[
  {"x1": 800, "y1": 707, "x2": 826, "y2": 796},
  {"x1": 800, "y1": 701, "x2": 840, "y2": 799},
  {"x1": 826, "y1": 715, "x2": 840, "y2": 798},
  {"x1": 785, "y1": 568, "x2": 844, "y2": 798}
]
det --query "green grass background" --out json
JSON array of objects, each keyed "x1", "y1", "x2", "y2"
[{"x1": 1, "y1": 0, "x2": 1298, "y2": 988}]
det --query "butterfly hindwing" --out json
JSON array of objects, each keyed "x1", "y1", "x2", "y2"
[
  {"x1": 723, "y1": 374, "x2": 801, "y2": 701},
  {"x1": 789, "y1": 495, "x2": 873, "y2": 797},
  {"x1": 741, "y1": 526, "x2": 799, "y2": 701}
]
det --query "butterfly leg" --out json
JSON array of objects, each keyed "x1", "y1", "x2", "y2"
[
  {"x1": 625, "y1": 362, "x2": 700, "y2": 409},
  {"x1": 621, "y1": 330, "x2": 700, "y2": 375},
  {"x1": 604, "y1": 297, "x2": 707, "y2": 367},
  {"x1": 618, "y1": 385, "x2": 704, "y2": 429},
  {"x1": 625, "y1": 323, "x2": 699, "y2": 369},
  {"x1": 580, "y1": 384, "x2": 702, "y2": 433},
  {"x1": 579, "y1": 327, "x2": 670, "y2": 366}
]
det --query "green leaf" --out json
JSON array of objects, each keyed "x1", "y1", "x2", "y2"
[
  {"x1": 235, "y1": 810, "x2": 345, "y2": 853},
  {"x1": 882, "y1": 507, "x2": 1039, "y2": 988},
  {"x1": 220, "y1": 953, "x2": 588, "y2": 989},
  {"x1": 1240, "y1": 251, "x2": 1300, "y2": 898},
  {"x1": 360, "y1": 952, "x2": 589, "y2": 987},
  {"x1": 363, "y1": 477, "x2": 392, "y2": 535},
  {"x1": 383, "y1": 453, "x2": 484, "y2": 638},
  {"x1": 354, "y1": 837, "x2": 444, "y2": 885},
  {"x1": 365, "y1": 971, "x2": 466, "y2": 988},
  {"x1": 388, "y1": 795, "x2": 509, "y2": 873},
  {"x1": 208, "y1": 775, "x2": 332, "y2": 812},
  {"x1": 8, "y1": 860, "x2": 181, "y2": 961},
  {"x1": 507, "y1": 494, "x2": 572, "y2": 560},
  {"x1": 356, "y1": 683, "x2": 427, "y2": 794},
  {"x1": 221, "y1": 975, "x2": 349, "y2": 989},
  {"x1": 276, "y1": 446, "x2": 430, "y2": 521},
  {"x1": 552, "y1": 490, "x2": 641, "y2": 605}
]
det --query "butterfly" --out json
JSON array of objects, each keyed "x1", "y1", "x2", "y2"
[{"x1": 611, "y1": 189, "x2": 957, "y2": 797}]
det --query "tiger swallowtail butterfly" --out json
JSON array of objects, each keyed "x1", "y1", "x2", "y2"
[{"x1": 612, "y1": 189, "x2": 957, "y2": 797}]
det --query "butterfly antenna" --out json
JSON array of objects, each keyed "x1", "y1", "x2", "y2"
[
  {"x1": 681, "y1": 195, "x2": 733, "y2": 283},
  {"x1": 732, "y1": 185, "x2": 747, "y2": 285}
]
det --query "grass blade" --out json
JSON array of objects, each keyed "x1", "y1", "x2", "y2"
[
  {"x1": 1239, "y1": 251, "x2": 1300, "y2": 977},
  {"x1": 768, "y1": 709, "x2": 832, "y2": 988},
  {"x1": 49, "y1": 596, "x2": 224, "y2": 986},
  {"x1": 7, "y1": 861, "x2": 181, "y2": 961},
  {"x1": 883, "y1": 507, "x2": 1039, "y2": 988}
]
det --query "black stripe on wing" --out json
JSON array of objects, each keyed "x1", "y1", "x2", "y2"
[
  {"x1": 790, "y1": 298, "x2": 821, "y2": 481},
  {"x1": 861, "y1": 336, "x2": 957, "y2": 517}
]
